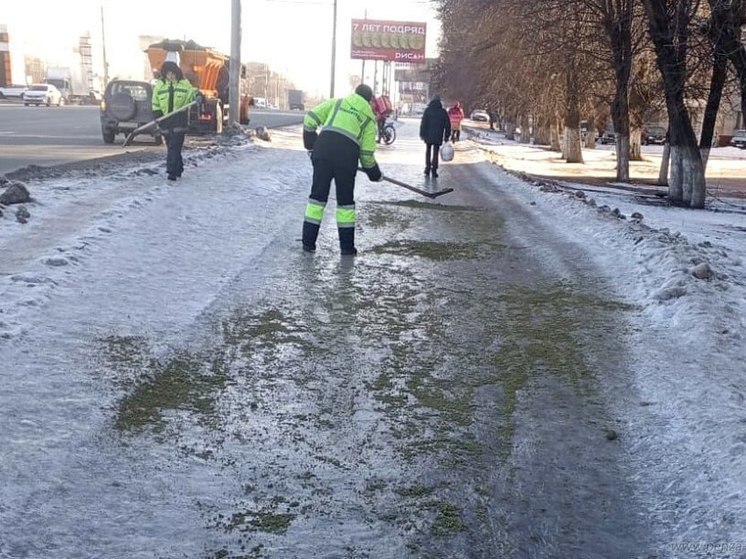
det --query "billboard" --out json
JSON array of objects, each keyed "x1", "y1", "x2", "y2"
[{"x1": 351, "y1": 19, "x2": 426, "y2": 63}]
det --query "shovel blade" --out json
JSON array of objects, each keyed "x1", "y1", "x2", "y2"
[
  {"x1": 122, "y1": 122, "x2": 157, "y2": 147},
  {"x1": 427, "y1": 188, "x2": 455, "y2": 199}
]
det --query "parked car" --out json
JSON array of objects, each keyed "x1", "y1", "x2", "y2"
[
  {"x1": 600, "y1": 125, "x2": 616, "y2": 145},
  {"x1": 22, "y1": 83, "x2": 63, "y2": 106},
  {"x1": 470, "y1": 109, "x2": 489, "y2": 122},
  {"x1": 100, "y1": 79, "x2": 161, "y2": 145},
  {"x1": 729, "y1": 129, "x2": 746, "y2": 149},
  {"x1": 643, "y1": 125, "x2": 666, "y2": 145},
  {"x1": 0, "y1": 84, "x2": 28, "y2": 100}
]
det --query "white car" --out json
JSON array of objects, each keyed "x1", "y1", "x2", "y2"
[
  {"x1": 23, "y1": 83, "x2": 64, "y2": 106},
  {"x1": 470, "y1": 109, "x2": 489, "y2": 122}
]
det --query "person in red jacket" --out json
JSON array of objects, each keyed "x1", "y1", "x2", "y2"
[{"x1": 448, "y1": 101, "x2": 464, "y2": 142}]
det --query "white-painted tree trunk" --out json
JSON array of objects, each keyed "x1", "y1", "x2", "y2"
[
  {"x1": 668, "y1": 145, "x2": 706, "y2": 207},
  {"x1": 564, "y1": 127, "x2": 583, "y2": 163},
  {"x1": 614, "y1": 134, "x2": 630, "y2": 182},
  {"x1": 668, "y1": 146, "x2": 684, "y2": 201},
  {"x1": 550, "y1": 121, "x2": 561, "y2": 152}
]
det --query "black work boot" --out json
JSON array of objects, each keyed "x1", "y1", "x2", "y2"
[
  {"x1": 424, "y1": 167, "x2": 430, "y2": 176},
  {"x1": 339, "y1": 227, "x2": 356, "y2": 256},
  {"x1": 302, "y1": 222, "x2": 319, "y2": 253}
]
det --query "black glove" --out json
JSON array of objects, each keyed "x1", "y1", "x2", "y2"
[
  {"x1": 303, "y1": 130, "x2": 318, "y2": 151},
  {"x1": 364, "y1": 163, "x2": 382, "y2": 182},
  {"x1": 152, "y1": 110, "x2": 163, "y2": 119}
]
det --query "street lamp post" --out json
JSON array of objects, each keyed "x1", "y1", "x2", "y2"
[
  {"x1": 330, "y1": 0, "x2": 337, "y2": 98},
  {"x1": 229, "y1": 0, "x2": 241, "y2": 127},
  {"x1": 100, "y1": 6, "x2": 109, "y2": 84}
]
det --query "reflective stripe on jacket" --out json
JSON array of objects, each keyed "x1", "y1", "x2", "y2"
[
  {"x1": 304, "y1": 93, "x2": 378, "y2": 169},
  {"x1": 152, "y1": 78, "x2": 197, "y2": 115}
]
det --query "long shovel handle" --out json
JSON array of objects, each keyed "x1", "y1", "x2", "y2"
[
  {"x1": 122, "y1": 100, "x2": 199, "y2": 147},
  {"x1": 358, "y1": 167, "x2": 454, "y2": 199}
]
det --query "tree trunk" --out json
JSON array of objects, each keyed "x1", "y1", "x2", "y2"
[
  {"x1": 669, "y1": 145, "x2": 684, "y2": 201},
  {"x1": 520, "y1": 114, "x2": 531, "y2": 143},
  {"x1": 657, "y1": 143, "x2": 670, "y2": 186},
  {"x1": 642, "y1": 0, "x2": 706, "y2": 208},
  {"x1": 534, "y1": 119, "x2": 551, "y2": 146},
  {"x1": 615, "y1": 135, "x2": 631, "y2": 182},
  {"x1": 505, "y1": 120, "x2": 516, "y2": 141},
  {"x1": 710, "y1": 0, "x2": 746, "y2": 138},
  {"x1": 601, "y1": 0, "x2": 633, "y2": 181},
  {"x1": 629, "y1": 127, "x2": 642, "y2": 160},
  {"x1": 550, "y1": 119, "x2": 562, "y2": 152},
  {"x1": 564, "y1": 127, "x2": 583, "y2": 163},
  {"x1": 700, "y1": 52, "x2": 728, "y2": 171},
  {"x1": 564, "y1": 63, "x2": 583, "y2": 163}
]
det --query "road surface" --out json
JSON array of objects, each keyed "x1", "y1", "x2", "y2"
[{"x1": 0, "y1": 102, "x2": 303, "y2": 176}]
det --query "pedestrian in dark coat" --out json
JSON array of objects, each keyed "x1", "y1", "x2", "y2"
[{"x1": 419, "y1": 95, "x2": 451, "y2": 178}]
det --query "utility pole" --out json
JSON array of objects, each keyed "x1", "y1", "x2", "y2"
[
  {"x1": 330, "y1": 0, "x2": 337, "y2": 98},
  {"x1": 228, "y1": 0, "x2": 241, "y2": 127},
  {"x1": 100, "y1": 6, "x2": 109, "y2": 84}
]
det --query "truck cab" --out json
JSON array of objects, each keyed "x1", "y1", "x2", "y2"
[{"x1": 45, "y1": 77, "x2": 71, "y2": 104}]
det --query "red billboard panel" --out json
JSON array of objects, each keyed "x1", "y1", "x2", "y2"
[{"x1": 351, "y1": 19, "x2": 426, "y2": 63}]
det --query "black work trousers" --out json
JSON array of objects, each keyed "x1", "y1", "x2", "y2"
[
  {"x1": 302, "y1": 152, "x2": 358, "y2": 251},
  {"x1": 425, "y1": 143, "x2": 441, "y2": 171},
  {"x1": 164, "y1": 128, "x2": 186, "y2": 178}
]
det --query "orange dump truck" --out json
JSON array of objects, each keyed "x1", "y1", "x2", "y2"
[{"x1": 145, "y1": 39, "x2": 251, "y2": 133}]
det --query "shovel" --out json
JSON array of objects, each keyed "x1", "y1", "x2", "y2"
[
  {"x1": 358, "y1": 168, "x2": 454, "y2": 199},
  {"x1": 122, "y1": 101, "x2": 198, "y2": 147}
]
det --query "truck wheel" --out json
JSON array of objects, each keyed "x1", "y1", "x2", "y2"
[{"x1": 102, "y1": 128, "x2": 116, "y2": 144}]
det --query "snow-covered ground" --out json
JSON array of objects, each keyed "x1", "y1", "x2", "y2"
[
  {"x1": 464, "y1": 126, "x2": 746, "y2": 553},
  {"x1": 1, "y1": 121, "x2": 745, "y2": 555}
]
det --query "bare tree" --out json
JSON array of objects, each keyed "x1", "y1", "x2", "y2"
[
  {"x1": 699, "y1": 0, "x2": 746, "y2": 167},
  {"x1": 642, "y1": 0, "x2": 706, "y2": 207},
  {"x1": 596, "y1": 0, "x2": 637, "y2": 179}
]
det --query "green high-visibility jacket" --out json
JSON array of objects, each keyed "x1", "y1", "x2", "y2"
[
  {"x1": 152, "y1": 78, "x2": 197, "y2": 120},
  {"x1": 304, "y1": 92, "x2": 378, "y2": 169}
]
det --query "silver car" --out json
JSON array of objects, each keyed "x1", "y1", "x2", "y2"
[
  {"x1": 729, "y1": 129, "x2": 746, "y2": 149},
  {"x1": 470, "y1": 109, "x2": 490, "y2": 122},
  {"x1": 23, "y1": 83, "x2": 64, "y2": 106}
]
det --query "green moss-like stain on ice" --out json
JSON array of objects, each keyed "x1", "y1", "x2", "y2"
[
  {"x1": 489, "y1": 282, "x2": 633, "y2": 459},
  {"x1": 370, "y1": 239, "x2": 494, "y2": 260}
]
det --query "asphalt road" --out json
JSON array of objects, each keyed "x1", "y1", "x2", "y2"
[{"x1": 0, "y1": 101, "x2": 304, "y2": 177}]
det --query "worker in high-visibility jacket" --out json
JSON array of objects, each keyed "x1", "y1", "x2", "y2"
[
  {"x1": 151, "y1": 60, "x2": 202, "y2": 181},
  {"x1": 302, "y1": 83, "x2": 382, "y2": 256}
]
